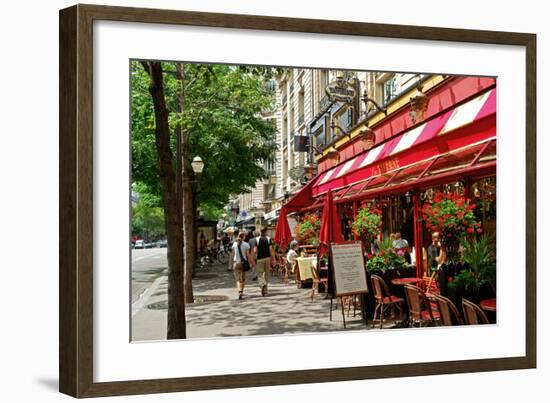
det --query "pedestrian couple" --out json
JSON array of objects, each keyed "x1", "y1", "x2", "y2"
[{"x1": 232, "y1": 228, "x2": 275, "y2": 300}]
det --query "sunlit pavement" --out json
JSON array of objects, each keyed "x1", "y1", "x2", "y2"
[{"x1": 131, "y1": 260, "x2": 377, "y2": 342}]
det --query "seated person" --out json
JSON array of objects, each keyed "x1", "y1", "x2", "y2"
[
  {"x1": 392, "y1": 232, "x2": 409, "y2": 255},
  {"x1": 286, "y1": 241, "x2": 299, "y2": 273}
]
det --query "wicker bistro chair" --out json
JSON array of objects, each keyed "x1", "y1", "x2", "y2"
[
  {"x1": 270, "y1": 252, "x2": 283, "y2": 277},
  {"x1": 403, "y1": 284, "x2": 441, "y2": 327},
  {"x1": 433, "y1": 294, "x2": 464, "y2": 326},
  {"x1": 274, "y1": 255, "x2": 289, "y2": 284},
  {"x1": 370, "y1": 274, "x2": 405, "y2": 329},
  {"x1": 422, "y1": 273, "x2": 440, "y2": 296},
  {"x1": 462, "y1": 298, "x2": 490, "y2": 325},
  {"x1": 310, "y1": 262, "x2": 329, "y2": 300}
]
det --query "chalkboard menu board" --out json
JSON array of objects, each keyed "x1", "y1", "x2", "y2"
[{"x1": 330, "y1": 242, "x2": 369, "y2": 297}]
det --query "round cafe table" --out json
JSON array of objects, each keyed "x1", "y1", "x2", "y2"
[
  {"x1": 391, "y1": 277, "x2": 423, "y2": 286},
  {"x1": 480, "y1": 298, "x2": 496, "y2": 312}
]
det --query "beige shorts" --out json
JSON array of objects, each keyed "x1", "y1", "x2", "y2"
[
  {"x1": 233, "y1": 262, "x2": 246, "y2": 283},
  {"x1": 255, "y1": 257, "x2": 271, "y2": 273}
]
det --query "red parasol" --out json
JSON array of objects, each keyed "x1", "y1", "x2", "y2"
[
  {"x1": 274, "y1": 206, "x2": 292, "y2": 250},
  {"x1": 318, "y1": 190, "x2": 344, "y2": 258}
]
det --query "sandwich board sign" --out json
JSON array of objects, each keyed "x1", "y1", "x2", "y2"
[{"x1": 330, "y1": 242, "x2": 369, "y2": 297}]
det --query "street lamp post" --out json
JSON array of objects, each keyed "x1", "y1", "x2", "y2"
[
  {"x1": 190, "y1": 156, "x2": 204, "y2": 272},
  {"x1": 191, "y1": 156, "x2": 204, "y2": 186}
]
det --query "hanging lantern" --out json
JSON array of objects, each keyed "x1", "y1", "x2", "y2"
[
  {"x1": 326, "y1": 146, "x2": 339, "y2": 164},
  {"x1": 358, "y1": 127, "x2": 376, "y2": 150},
  {"x1": 304, "y1": 164, "x2": 315, "y2": 180},
  {"x1": 409, "y1": 86, "x2": 429, "y2": 124}
]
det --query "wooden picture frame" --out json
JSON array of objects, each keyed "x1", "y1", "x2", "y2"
[{"x1": 59, "y1": 4, "x2": 536, "y2": 398}]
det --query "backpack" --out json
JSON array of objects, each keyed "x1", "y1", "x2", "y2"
[{"x1": 256, "y1": 236, "x2": 270, "y2": 260}]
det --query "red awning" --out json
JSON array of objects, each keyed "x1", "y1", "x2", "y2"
[
  {"x1": 282, "y1": 175, "x2": 318, "y2": 213},
  {"x1": 303, "y1": 138, "x2": 495, "y2": 211},
  {"x1": 312, "y1": 88, "x2": 496, "y2": 197}
]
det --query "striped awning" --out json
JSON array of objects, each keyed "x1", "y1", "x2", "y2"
[{"x1": 312, "y1": 88, "x2": 496, "y2": 197}]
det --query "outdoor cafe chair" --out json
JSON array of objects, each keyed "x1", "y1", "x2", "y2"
[
  {"x1": 371, "y1": 274, "x2": 405, "y2": 329},
  {"x1": 403, "y1": 284, "x2": 440, "y2": 327},
  {"x1": 433, "y1": 294, "x2": 464, "y2": 326},
  {"x1": 422, "y1": 273, "x2": 440, "y2": 296},
  {"x1": 462, "y1": 298, "x2": 490, "y2": 325}
]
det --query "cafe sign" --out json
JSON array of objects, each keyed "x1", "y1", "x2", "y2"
[{"x1": 326, "y1": 74, "x2": 356, "y2": 104}]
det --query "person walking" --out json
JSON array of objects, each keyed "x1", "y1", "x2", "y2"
[
  {"x1": 232, "y1": 232, "x2": 251, "y2": 300},
  {"x1": 253, "y1": 228, "x2": 276, "y2": 297},
  {"x1": 222, "y1": 232, "x2": 231, "y2": 252},
  {"x1": 248, "y1": 230, "x2": 260, "y2": 281}
]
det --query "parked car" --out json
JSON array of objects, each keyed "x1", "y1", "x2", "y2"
[
  {"x1": 134, "y1": 240, "x2": 144, "y2": 249},
  {"x1": 156, "y1": 238, "x2": 167, "y2": 248}
]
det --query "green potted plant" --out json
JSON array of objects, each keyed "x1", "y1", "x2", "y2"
[
  {"x1": 365, "y1": 237, "x2": 407, "y2": 277},
  {"x1": 449, "y1": 233, "x2": 496, "y2": 303}
]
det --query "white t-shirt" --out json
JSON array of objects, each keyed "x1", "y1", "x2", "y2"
[
  {"x1": 393, "y1": 239, "x2": 409, "y2": 249},
  {"x1": 232, "y1": 241, "x2": 250, "y2": 262},
  {"x1": 286, "y1": 249, "x2": 298, "y2": 263},
  {"x1": 286, "y1": 249, "x2": 298, "y2": 273}
]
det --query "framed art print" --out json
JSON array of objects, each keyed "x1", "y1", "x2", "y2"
[{"x1": 59, "y1": 4, "x2": 536, "y2": 398}]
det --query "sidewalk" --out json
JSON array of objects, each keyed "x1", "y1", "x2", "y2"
[{"x1": 131, "y1": 261, "x2": 370, "y2": 341}]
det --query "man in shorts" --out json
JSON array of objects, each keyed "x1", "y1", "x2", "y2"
[{"x1": 253, "y1": 227, "x2": 276, "y2": 296}]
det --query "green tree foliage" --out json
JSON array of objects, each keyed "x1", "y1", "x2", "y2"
[
  {"x1": 199, "y1": 204, "x2": 226, "y2": 222},
  {"x1": 132, "y1": 183, "x2": 165, "y2": 239},
  {"x1": 131, "y1": 62, "x2": 278, "y2": 214}
]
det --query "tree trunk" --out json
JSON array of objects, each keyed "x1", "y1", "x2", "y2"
[
  {"x1": 141, "y1": 61, "x2": 186, "y2": 339},
  {"x1": 178, "y1": 63, "x2": 195, "y2": 304}
]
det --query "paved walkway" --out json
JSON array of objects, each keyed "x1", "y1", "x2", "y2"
[{"x1": 132, "y1": 261, "x2": 372, "y2": 341}]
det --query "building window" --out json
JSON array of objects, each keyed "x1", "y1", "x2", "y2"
[
  {"x1": 289, "y1": 139, "x2": 295, "y2": 169},
  {"x1": 318, "y1": 70, "x2": 329, "y2": 111},
  {"x1": 282, "y1": 116, "x2": 288, "y2": 147},
  {"x1": 264, "y1": 184, "x2": 276, "y2": 200},
  {"x1": 382, "y1": 76, "x2": 397, "y2": 105},
  {"x1": 334, "y1": 106, "x2": 354, "y2": 133},
  {"x1": 298, "y1": 84, "x2": 305, "y2": 126},
  {"x1": 314, "y1": 127, "x2": 326, "y2": 148},
  {"x1": 265, "y1": 79, "x2": 277, "y2": 93}
]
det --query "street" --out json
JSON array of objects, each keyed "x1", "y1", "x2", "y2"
[{"x1": 131, "y1": 247, "x2": 168, "y2": 304}]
